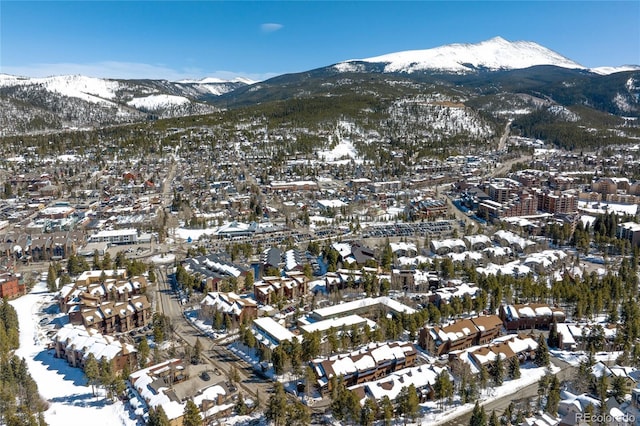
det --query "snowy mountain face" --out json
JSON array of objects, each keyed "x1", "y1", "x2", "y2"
[
  {"x1": 0, "y1": 74, "x2": 250, "y2": 134},
  {"x1": 591, "y1": 65, "x2": 640, "y2": 75},
  {"x1": 336, "y1": 37, "x2": 585, "y2": 74}
]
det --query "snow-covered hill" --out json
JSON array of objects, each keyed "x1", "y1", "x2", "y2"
[
  {"x1": 0, "y1": 74, "x2": 251, "y2": 134},
  {"x1": 336, "y1": 37, "x2": 585, "y2": 74},
  {"x1": 0, "y1": 74, "x2": 122, "y2": 105},
  {"x1": 127, "y1": 94, "x2": 190, "y2": 109},
  {"x1": 591, "y1": 65, "x2": 640, "y2": 75}
]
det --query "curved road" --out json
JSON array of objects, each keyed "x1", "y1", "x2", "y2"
[{"x1": 440, "y1": 358, "x2": 576, "y2": 426}]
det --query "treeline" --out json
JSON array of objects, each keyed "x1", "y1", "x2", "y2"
[
  {"x1": 512, "y1": 108, "x2": 633, "y2": 151},
  {"x1": 0, "y1": 299, "x2": 48, "y2": 425}
]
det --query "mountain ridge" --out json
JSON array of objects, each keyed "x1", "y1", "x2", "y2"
[
  {"x1": 1, "y1": 37, "x2": 639, "y2": 137},
  {"x1": 337, "y1": 36, "x2": 586, "y2": 74}
]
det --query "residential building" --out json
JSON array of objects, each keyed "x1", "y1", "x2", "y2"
[
  {"x1": 253, "y1": 274, "x2": 308, "y2": 305},
  {"x1": 181, "y1": 253, "x2": 250, "y2": 292},
  {"x1": 617, "y1": 222, "x2": 640, "y2": 248},
  {"x1": 0, "y1": 272, "x2": 25, "y2": 298},
  {"x1": 252, "y1": 317, "x2": 300, "y2": 349},
  {"x1": 52, "y1": 324, "x2": 137, "y2": 374},
  {"x1": 310, "y1": 341, "x2": 417, "y2": 394},
  {"x1": 499, "y1": 303, "x2": 566, "y2": 331},
  {"x1": 418, "y1": 315, "x2": 503, "y2": 356},
  {"x1": 200, "y1": 291, "x2": 257, "y2": 323},
  {"x1": 310, "y1": 296, "x2": 415, "y2": 321},
  {"x1": 88, "y1": 228, "x2": 138, "y2": 245}
]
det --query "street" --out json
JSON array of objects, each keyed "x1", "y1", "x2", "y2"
[
  {"x1": 439, "y1": 357, "x2": 576, "y2": 426},
  {"x1": 154, "y1": 265, "x2": 274, "y2": 400}
]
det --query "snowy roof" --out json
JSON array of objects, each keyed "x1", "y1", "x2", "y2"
[
  {"x1": 90, "y1": 228, "x2": 137, "y2": 238},
  {"x1": 311, "y1": 296, "x2": 415, "y2": 320},
  {"x1": 464, "y1": 234, "x2": 492, "y2": 247},
  {"x1": 331, "y1": 242, "x2": 352, "y2": 259},
  {"x1": 431, "y1": 238, "x2": 466, "y2": 252},
  {"x1": 129, "y1": 359, "x2": 186, "y2": 420},
  {"x1": 54, "y1": 324, "x2": 135, "y2": 362},
  {"x1": 435, "y1": 282, "x2": 479, "y2": 302},
  {"x1": 253, "y1": 317, "x2": 297, "y2": 345},
  {"x1": 300, "y1": 314, "x2": 374, "y2": 334},
  {"x1": 314, "y1": 341, "x2": 416, "y2": 381},
  {"x1": 555, "y1": 323, "x2": 576, "y2": 345},
  {"x1": 192, "y1": 385, "x2": 226, "y2": 406},
  {"x1": 493, "y1": 230, "x2": 535, "y2": 250},
  {"x1": 523, "y1": 250, "x2": 567, "y2": 268},
  {"x1": 483, "y1": 246, "x2": 512, "y2": 257},
  {"x1": 476, "y1": 260, "x2": 531, "y2": 277},
  {"x1": 352, "y1": 364, "x2": 440, "y2": 402},
  {"x1": 317, "y1": 199, "x2": 348, "y2": 208},
  {"x1": 446, "y1": 251, "x2": 483, "y2": 263},
  {"x1": 389, "y1": 242, "x2": 417, "y2": 254}
]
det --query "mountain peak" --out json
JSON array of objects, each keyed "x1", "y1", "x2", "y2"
[{"x1": 337, "y1": 37, "x2": 585, "y2": 74}]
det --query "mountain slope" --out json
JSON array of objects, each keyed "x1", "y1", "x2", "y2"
[
  {"x1": 336, "y1": 37, "x2": 585, "y2": 74},
  {"x1": 0, "y1": 75, "x2": 250, "y2": 134}
]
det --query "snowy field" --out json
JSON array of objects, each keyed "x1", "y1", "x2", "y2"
[
  {"x1": 551, "y1": 349, "x2": 623, "y2": 367},
  {"x1": 10, "y1": 281, "x2": 138, "y2": 426}
]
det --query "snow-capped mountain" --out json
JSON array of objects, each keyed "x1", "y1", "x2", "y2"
[
  {"x1": 335, "y1": 37, "x2": 585, "y2": 74},
  {"x1": 0, "y1": 74, "x2": 253, "y2": 134},
  {"x1": 590, "y1": 65, "x2": 640, "y2": 75},
  {"x1": 2, "y1": 36, "x2": 639, "y2": 137}
]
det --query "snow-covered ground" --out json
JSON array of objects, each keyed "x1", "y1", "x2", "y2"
[
  {"x1": 127, "y1": 94, "x2": 190, "y2": 109},
  {"x1": 173, "y1": 227, "x2": 218, "y2": 241},
  {"x1": 420, "y1": 363, "x2": 559, "y2": 425},
  {"x1": 578, "y1": 200, "x2": 639, "y2": 216},
  {"x1": 149, "y1": 253, "x2": 176, "y2": 265},
  {"x1": 10, "y1": 281, "x2": 138, "y2": 426},
  {"x1": 317, "y1": 139, "x2": 361, "y2": 164},
  {"x1": 551, "y1": 349, "x2": 623, "y2": 367}
]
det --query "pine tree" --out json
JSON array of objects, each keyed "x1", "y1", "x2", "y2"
[
  {"x1": 360, "y1": 398, "x2": 377, "y2": 426},
  {"x1": 398, "y1": 384, "x2": 420, "y2": 422},
  {"x1": 479, "y1": 364, "x2": 489, "y2": 389},
  {"x1": 434, "y1": 370, "x2": 454, "y2": 409},
  {"x1": 535, "y1": 334, "x2": 550, "y2": 367},
  {"x1": 611, "y1": 375, "x2": 629, "y2": 403},
  {"x1": 286, "y1": 400, "x2": 311, "y2": 425},
  {"x1": 235, "y1": 392, "x2": 247, "y2": 415},
  {"x1": 265, "y1": 382, "x2": 287, "y2": 426},
  {"x1": 182, "y1": 399, "x2": 201, "y2": 426},
  {"x1": 380, "y1": 395, "x2": 394, "y2": 426},
  {"x1": 99, "y1": 358, "x2": 116, "y2": 400},
  {"x1": 84, "y1": 353, "x2": 100, "y2": 397},
  {"x1": 489, "y1": 410, "x2": 499, "y2": 426},
  {"x1": 545, "y1": 376, "x2": 561, "y2": 416},
  {"x1": 147, "y1": 405, "x2": 170, "y2": 426},
  {"x1": 47, "y1": 263, "x2": 58, "y2": 292},
  {"x1": 138, "y1": 338, "x2": 150, "y2": 368},
  {"x1": 509, "y1": 357, "x2": 521, "y2": 380},
  {"x1": 548, "y1": 320, "x2": 560, "y2": 348},
  {"x1": 193, "y1": 338, "x2": 203, "y2": 364},
  {"x1": 469, "y1": 401, "x2": 487, "y2": 426},
  {"x1": 491, "y1": 355, "x2": 504, "y2": 386}
]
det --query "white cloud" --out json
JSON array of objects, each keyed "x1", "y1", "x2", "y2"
[
  {"x1": 0, "y1": 61, "x2": 278, "y2": 82},
  {"x1": 260, "y1": 23, "x2": 283, "y2": 33}
]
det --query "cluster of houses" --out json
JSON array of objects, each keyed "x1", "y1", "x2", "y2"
[
  {"x1": 58, "y1": 270, "x2": 152, "y2": 335},
  {"x1": 310, "y1": 341, "x2": 418, "y2": 393},
  {"x1": 48, "y1": 266, "x2": 240, "y2": 426},
  {"x1": 127, "y1": 358, "x2": 235, "y2": 425},
  {"x1": 455, "y1": 170, "x2": 640, "y2": 223}
]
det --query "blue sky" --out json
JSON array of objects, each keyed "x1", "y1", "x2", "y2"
[{"x1": 1, "y1": 1, "x2": 639, "y2": 81}]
